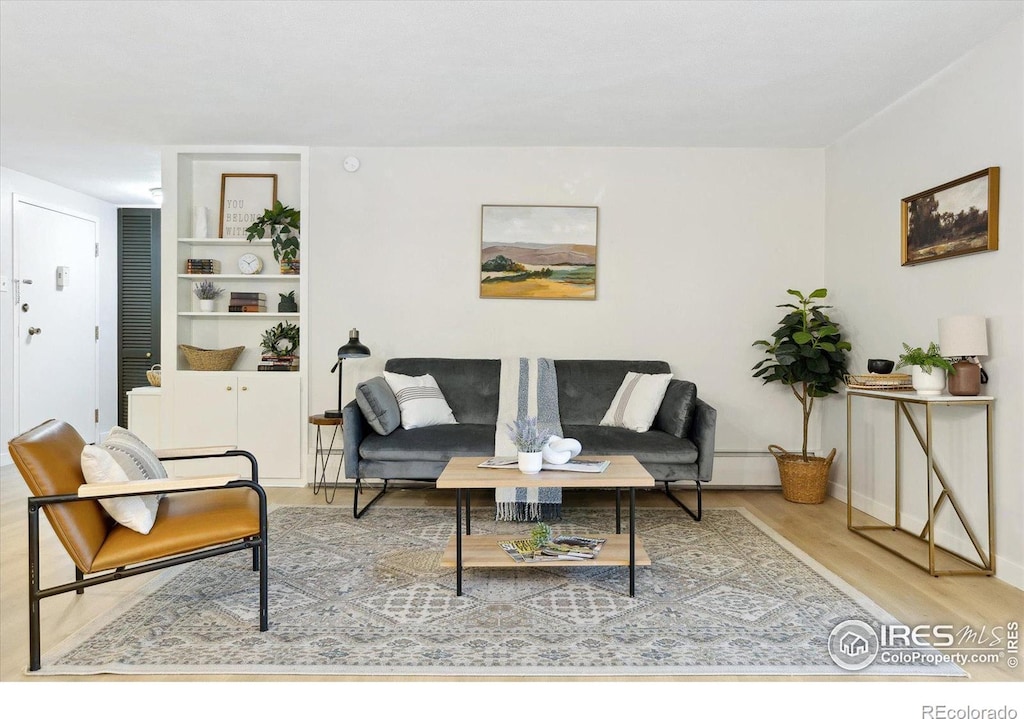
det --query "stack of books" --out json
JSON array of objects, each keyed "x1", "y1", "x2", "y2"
[
  {"x1": 258, "y1": 354, "x2": 299, "y2": 372},
  {"x1": 185, "y1": 259, "x2": 221, "y2": 274},
  {"x1": 228, "y1": 292, "x2": 266, "y2": 313}
]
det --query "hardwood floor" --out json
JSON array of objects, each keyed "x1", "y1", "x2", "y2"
[{"x1": 2, "y1": 466, "x2": 1021, "y2": 685}]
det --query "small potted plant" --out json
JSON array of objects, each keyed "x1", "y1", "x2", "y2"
[
  {"x1": 507, "y1": 416, "x2": 552, "y2": 474},
  {"x1": 278, "y1": 290, "x2": 298, "y2": 313},
  {"x1": 896, "y1": 342, "x2": 955, "y2": 396},
  {"x1": 752, "y1": 288, "x2": 852, "y2": 503},
  {"x1": 244, "y1": 200, "x2": 300, "y2": 274},
  {"x1": 192, "y1": 280, "x2": 223, "y2": 312}
]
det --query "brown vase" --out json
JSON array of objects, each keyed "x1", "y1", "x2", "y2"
[{"x1": 947, "y1": 361, "x2": 981, "y2": 396}]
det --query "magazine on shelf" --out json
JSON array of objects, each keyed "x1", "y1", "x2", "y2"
[
  {"x1": 499, "y1": 535, "x2": 606, "y2": 563},
  {"x1": 477, "y1": 457, "x2": 610, "y2": 473}
]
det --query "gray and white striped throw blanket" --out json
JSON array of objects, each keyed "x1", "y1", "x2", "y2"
[{"x1": 494, "y1": 357, "x2": 563, "y2": 521}]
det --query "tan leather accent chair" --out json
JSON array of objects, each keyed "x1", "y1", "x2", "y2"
[{"x1": 9, "y1": 419, "x2": 268, "y2": 671}]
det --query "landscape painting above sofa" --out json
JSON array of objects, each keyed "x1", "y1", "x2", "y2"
[{"x1": 480, "y1": 204, "x2": 597, "y2": 300}]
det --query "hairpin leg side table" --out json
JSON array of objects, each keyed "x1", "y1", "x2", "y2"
[
  {"x1": 846, "y1": 389, "x2": 994, "y2": 576},
  {"x1": 309, "y1": 414, "x2": 344, "y2": 504}
]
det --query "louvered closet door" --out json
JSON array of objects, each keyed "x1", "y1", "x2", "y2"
[{"x1": 118, "y1": 208, "x2": 161, "y2": 428}]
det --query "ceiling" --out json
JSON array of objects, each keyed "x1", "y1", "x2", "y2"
[{"x1": 1, "y1": 0, "x2": 1021, "y2": 207}]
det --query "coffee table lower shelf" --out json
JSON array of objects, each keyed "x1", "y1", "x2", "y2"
[{"x1": 441, "y1": 534, "x2": 651, "y2": 568}]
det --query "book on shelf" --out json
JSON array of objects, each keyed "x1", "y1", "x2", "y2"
[
  {"x1": 229, "y1": 292, "x2": 267, "y2": 301},
  {"x1": 228, "y1": 305, "x2": 266, "y2": 312},
  {"x1": 477, "y1": 457, "x2": 610, "y2": 473},
  {"x1": 228, "y1": 299, "x2": 266, "y2": 307},
  {"x1": 498, "y1": 535, "x2": 606, "y2": 563},
  {"x1": 258, "y1": 354, "x2": 298, "y2": 371},
  {"x1": 185, "y1": 259, "x2": 221, "y2": 274}
]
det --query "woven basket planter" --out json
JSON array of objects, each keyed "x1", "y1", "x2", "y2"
[
  {"x1": 768, "y1": 445, "x2": 837, "y2": 504},
  {"x1": 179, "y1": 345, "x2": 244, "y2": 371}
]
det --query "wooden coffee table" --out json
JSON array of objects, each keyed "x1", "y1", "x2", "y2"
[{"x1": 436, "y1": 455, "x2": 655, "y2": 597}]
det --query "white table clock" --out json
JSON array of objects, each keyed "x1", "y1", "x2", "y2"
[{"x1": 238, "y1": 253, "x2": 263, "y2": 275}]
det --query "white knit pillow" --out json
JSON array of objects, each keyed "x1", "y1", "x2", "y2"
[
  {"x1": 383, "y1": 371, "x2": 457, "y2": 429},
  {"x1": 81, "y1": 445, "x2": 161, "y2": 534},
  {"x1": 600, "y1": 372, "x2": 673, "y2": 433}
]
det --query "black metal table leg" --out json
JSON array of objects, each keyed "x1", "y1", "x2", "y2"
[
  {"x1": 615, "y1": 488, "x2": 621, "y2": 534},
  {"x1": 455, "y1": 488, "x2": 463, "y2": 596},
  {"x1": 466, "y1": 490, "x2": 471, "y2": 535},
  {"x1": 312, "y1": 424, "x2": 341, "y2": 504},
  {"x1": 629, "y1": 487, "x2": 636, "y2": 597}
]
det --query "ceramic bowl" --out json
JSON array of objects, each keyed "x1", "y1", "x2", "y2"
[{"x1": 867, "y1": 358, "x2": 895, "y2": 374}]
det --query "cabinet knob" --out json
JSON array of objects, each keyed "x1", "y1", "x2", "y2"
[
  {"x1": 226, "y1": 386, "x2": 232, "y2": 391},
  {"x1": 241, "y1": 386, "x2": 248, "y2": 391}
]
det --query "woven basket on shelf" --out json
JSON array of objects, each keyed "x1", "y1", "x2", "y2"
[
  {"x1": 146, "y1": 364, "x2": 162, "y2": 387},
  {"x1": 178, "y1": 345, "x2": 244, "y2": 371},
  {"x1": 768, "y1": 445, "x2": 836, "y2": 504}
]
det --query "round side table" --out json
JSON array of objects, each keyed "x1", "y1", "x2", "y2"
[{"x1": 309, "y1": 414, "x2": 343, "y2": 503}]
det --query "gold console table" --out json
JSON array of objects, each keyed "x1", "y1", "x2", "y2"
[{"x1": 846, "y1": 388, "x2": 994, "y2": 576}]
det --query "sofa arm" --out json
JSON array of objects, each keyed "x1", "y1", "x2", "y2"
[
  {"x1": 690, "y1": 398, "x2": 717, "y2": 481},
  {"x1": 342, "y1": 399, "x2": 368, "y2": 479}
]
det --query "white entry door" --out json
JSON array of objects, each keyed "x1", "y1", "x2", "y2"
[{"x1": 14, "y1": 195, "x2": 99, "y2": 442}]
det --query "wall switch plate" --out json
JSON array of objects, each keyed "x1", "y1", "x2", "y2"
[{"x1": 0, "y1": 276, "x2": 8, "y2": 292}]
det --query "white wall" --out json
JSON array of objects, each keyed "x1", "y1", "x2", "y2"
[
  {"x1": 0, "y1": 167, "x2": 118, "y2": 465},
  {"x1": 822, "y1": 19, "x2": 1023, "y2": 588},
  {"x1": 307, "y1": 147, "x2": 826, "y2": 484}
]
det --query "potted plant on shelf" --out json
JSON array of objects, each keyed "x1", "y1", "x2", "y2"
[
  {"x1": 507, "y1": 416, "x2": 552, "y2": 475},
  {"x1": 896, "y1": 342, "x2": 954, "y2": 396},
  {"x1": 277, "y1": 291, "x2": 298, "y2": 313},
  {"x1": 192, "y1": 280, "x2": 223, "y2": 312},
  {"x1": 244, "y1": 200, "x2": 300, "y2": 274},
  {"x1": 752, "y1": 288, "x2": 852, "y2": 504}
]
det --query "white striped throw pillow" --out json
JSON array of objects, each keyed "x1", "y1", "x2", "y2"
[
  {"x1": 383, "y1": 371, "x2": 458, "y2": 430},
  {"x1": 599, "y1": 372, "x2": 673, "y2": 433}
]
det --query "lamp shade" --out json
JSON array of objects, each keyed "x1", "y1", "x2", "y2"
[
  {"x1": 938, "y1": 316, "x2": 988, "y2": 357},
  {"x1": 338, "y1": 328, "x2": 370, "y2": 359}
]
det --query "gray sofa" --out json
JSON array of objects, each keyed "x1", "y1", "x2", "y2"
[{"x1": 343, "y1": 358, "x2": 717, "y2": 519}]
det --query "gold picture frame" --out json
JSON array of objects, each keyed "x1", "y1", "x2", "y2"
[
  {"x1": 901, "y1": 167, "x2": 999, "y2": 266},
  {"x1": 219, "y1": 173, "x2": 278, "y2": 240}
]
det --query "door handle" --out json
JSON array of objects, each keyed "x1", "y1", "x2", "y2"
[{"x1": 27, "y1": 327, "x2": 42, "y2": 336}]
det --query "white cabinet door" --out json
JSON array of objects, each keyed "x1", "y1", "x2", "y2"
[
  {"x1": 238, "y1": 373, "x2": 301, "y2": 479},
  {"x1": 173, "y1": 372, "x2": 241, "y2": 477},
  {"x1": 173, "y1": 371, "x2": 300, "y2": 480},
  {"x1": 127, "y1": 388, "x2": 162, "y2": 448}
]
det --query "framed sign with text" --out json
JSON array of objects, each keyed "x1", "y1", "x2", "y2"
[{"x1": 219, "y1": 174, "x2": 278, "y2": 239}]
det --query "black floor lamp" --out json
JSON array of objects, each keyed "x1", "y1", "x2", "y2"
[{"x1": 324, "y1": 328, "x2": 370, "y2": 418}]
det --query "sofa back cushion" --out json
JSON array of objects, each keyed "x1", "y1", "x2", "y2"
[
  {"x1": 554, "y1": 360, "x2": 672, "y2": 425},
  {"x1": 384, "y1": 358, "x2": 500, "y2": 425}
]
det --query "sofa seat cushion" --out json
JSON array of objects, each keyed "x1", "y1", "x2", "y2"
[
  {"x1": 359, "y1": 424, "x2": 495, "y2": 463},
  {"x1": 562, "y1": 424, "x2": 698, "y2": 465}
]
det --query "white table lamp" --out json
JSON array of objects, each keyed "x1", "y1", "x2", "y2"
[{"x1": 938, "y1": 315, "x2": 988, "y2": 396}]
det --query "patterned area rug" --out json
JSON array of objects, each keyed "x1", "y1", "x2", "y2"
[{"x1": 36, "y1": 507, "x2": 966, "y2": 676}]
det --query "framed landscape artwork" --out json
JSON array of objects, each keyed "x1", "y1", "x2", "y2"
[
  {"x1": 901, "y1": 167, "x2": 999, "y2": 266},
  {"x1": 219, "y1": 173, "x2": 278, "y2": 239},
  {"x1": 480, "y1": 205, "x2": 598, "y2": 300}
]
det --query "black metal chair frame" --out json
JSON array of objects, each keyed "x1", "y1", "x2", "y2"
[
  {"x1": 26, "y1": 449, "x2": 268, "y2": 672},
  {"x1": 353, "y1": 476, "x2": 388, "y2": 518},
  {"x1": 661, "y1": 479, "x2": 704, "y2": 521}
]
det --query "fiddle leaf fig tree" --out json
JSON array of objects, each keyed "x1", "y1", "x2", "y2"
[{"x1": 752, "y1": 288, "x2": 852, "y2": 460}]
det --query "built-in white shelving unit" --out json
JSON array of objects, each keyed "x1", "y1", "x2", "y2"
[{"x1": 160, "y1": 146, "x2": 309, "y2": 486}]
